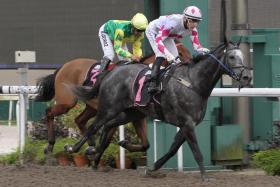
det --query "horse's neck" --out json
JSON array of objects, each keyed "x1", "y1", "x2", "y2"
[
  {"x1": 141, "y1": 54, "x2": 155, "y2": 65},
  {"x1": 189, "y1": 54, "x2": 224, "y2": 97}
]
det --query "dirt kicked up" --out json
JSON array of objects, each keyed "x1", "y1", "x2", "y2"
[{"x1": 0, "y1": 165, "x2": 280, "y2": 187}]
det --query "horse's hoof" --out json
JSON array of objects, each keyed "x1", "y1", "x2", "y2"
[
  {"x1": 64, "y1": 144, "x2": 74, "y2": 153},
  {"x1": 91, "y1": 163, "x2": 98, "y2": 170},
  {"x1": 118, "y1": 140, "x2": 128, "y2": 148},
  {"x1": 202, "y1": 175, "x2": 215, "y2": 182},
  {"x1": 85, "y1": 146, "x2": 96, "y2": 156},
  {"x1": 44, "y1": 146, "x2": 53, "y2": 155},
  {"x1": 44, "y1": 148, "x2": 49, "y2": 155},
  {"x1": 144, "y1": 169, "x2": 166, "y2": 178}
]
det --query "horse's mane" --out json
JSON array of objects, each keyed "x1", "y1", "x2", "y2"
[
  {"x1": 212, "y1": 43, "x2": 226, "y2": 53},
  {"x1": 192, "y1": 54, "x2": 208, "y2": 63},
  {"x1": 192, "y1": 43, "x2": 227, "y2": 64},
  {"x1": 140, "y1": 53, "x2": 154, "y2": 63}
]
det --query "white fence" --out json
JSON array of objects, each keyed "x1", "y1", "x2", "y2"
[
  {"x1": 0, "y1": 86, "x2": 38, "y2": 159},
  {"x1": 1, "y1": 86, "x2": 280, "y2": 169}
]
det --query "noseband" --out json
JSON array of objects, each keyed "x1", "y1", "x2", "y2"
[{"x1": 208, "y1": 47, "x2": 250, "y2": 81}]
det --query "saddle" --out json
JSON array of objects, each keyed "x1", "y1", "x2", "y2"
[{"x1": 133, "y1": 65, "x2": 176, "y2": 106}]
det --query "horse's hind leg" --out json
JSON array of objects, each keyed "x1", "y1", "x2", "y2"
[
  {"x1": 74, "y1": 104, "x2": 97, "y2": 147},
  {"x1": 119, "y1": 118, "x2": 150, "y2": 152},
  {"x1": 89, "y1": 127, "x2": 117, "y2": 169},
  {"x1": 64, "y1": 97, "x2": 135, "y2": 154},
  {"x1": 64, "y1": 114, "x2": 111, "y2": 153},
  {"x1": 91, "y1": 112, "x2": 133, "y2": 168},
  {"x1": 45, "y1": 103, "x2": 74, "y2": 154}
]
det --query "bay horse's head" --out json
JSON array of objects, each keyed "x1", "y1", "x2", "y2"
[
  {"x1": 175, "y1": 40, "x2": 192, "y2": 63},
  {"x1": 141, "y1": 40, "x2": 192, "y2": 65},
  {"x1": 210, "y1": 41, "x2": 252, "y2": 88}
]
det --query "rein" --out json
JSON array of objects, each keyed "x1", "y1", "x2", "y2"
[{"x1": 208, "y1": 53, "x2": 240, "y2": 81}]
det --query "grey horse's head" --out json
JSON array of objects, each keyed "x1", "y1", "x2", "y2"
[{"x1": 224, "y1": 42, "x2": 252, "y2": 87}]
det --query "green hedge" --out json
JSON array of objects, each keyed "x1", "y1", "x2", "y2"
[
  {"x1": 252, "y1": 148, "x2": 280, "y2": 176},
  {"x1": 0, "y1": 137, "x2": 86, "y2": 165}
]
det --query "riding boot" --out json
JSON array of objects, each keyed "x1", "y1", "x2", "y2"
[
  {"x1": 99, "y1": 57, "x2": 111, "y2": 72},
  {"x1": 148, "y1": 57, "x2": 165, "y2": 93}
]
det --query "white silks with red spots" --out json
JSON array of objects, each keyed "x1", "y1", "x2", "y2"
[{"x1": 145, "y1": 14, "x2": 203, "y2": 60}]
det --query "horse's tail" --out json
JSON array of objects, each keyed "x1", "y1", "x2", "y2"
[
  {"x1": 72, "y1": 71, "x2": 108, "y2": 101},
  {"x1": 34, "y1": 68, "x2": 60, "y2": 102},
  {"x1": 71, "y1": 85, "x2": 98, "y2": 101}
]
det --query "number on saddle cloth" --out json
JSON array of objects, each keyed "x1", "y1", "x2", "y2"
[
  {"x1": 83, "y1": 63, "x2": 102, "y2": 86},
  {"x1": 134, "y1": 67, "x2": 152, "y2": 106},
  {"x1": 83, "y1": 61, "x2": 120, "y2": 87}
]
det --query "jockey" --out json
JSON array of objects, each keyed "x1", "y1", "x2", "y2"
[
  {"x1": 98, "y1": 13, "x2": 148, "y2": 72},
  {"x1": 145, "y1": 5, "x2": 210, "y2": 93}
]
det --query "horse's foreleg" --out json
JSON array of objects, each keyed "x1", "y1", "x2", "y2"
[
  {"x1": 75, "y1": 104, "x2": 97, "y2": 147},
  {"x1": 151, "y1": 128, "x2": 185, "y2": 171},
  {"x1": 45, "y1": 104, "x2": 71, "y2": 154},
  {"x1": 119, "y1": 118, "x2": 150, "y2": 152},
  {"x1": 183, "y1": 127, "x2": 207, "y2": 180},
  {"x1": 45, "y1": 107, "x2": 55, "y2": 154}
]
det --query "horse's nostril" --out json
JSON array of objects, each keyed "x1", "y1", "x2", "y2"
[
  {"x1": 242, "y1": 76, "x2": 250, "y2": 81},
  {"x1": 242, "y1": 76, "x2": 252, "y2": 83}
]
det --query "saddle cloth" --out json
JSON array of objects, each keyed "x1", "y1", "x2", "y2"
[
  {"x1": 83, "y1": 62, "x2": 116, "y2": 86},
  {"x1": 133, "y1": 67, "x2": 152, "y2": 106},
  {"x1": 133, "y1": 64, "x2": 177, "y2": 106}
]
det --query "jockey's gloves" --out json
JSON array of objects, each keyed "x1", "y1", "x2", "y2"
[
  {"x1": 165, "y1": 53, "x2": 176, "y2": 62},
  {"x1": 131, "y1": 55, "x2": 141, "y2": 62},
  {"x1": 174, "y1": 56, "x2": 182, "y2": 65},
  {"x1": 197, "y1": 47, "x2": 210, "y2": 54}
]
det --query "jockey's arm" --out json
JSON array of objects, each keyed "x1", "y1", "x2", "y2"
[
  {"x1": 132, "y1": 34, "x2": 144, "y2": 62},
  {"x1": 113, "y1": 29, "x2": 133, "y2": 58},
  {"x1": 155, "y1": 26, "x2": 175, "y2": 62},
  {"x1": 190, "y1": 28, "x2": 209, "y2": 52},
  {"x1": 189, "y1": 28, "x2": 202, "y2": 51},
  {"x1": 189, "y1": 28, "x2": 209, "y2": 54}
]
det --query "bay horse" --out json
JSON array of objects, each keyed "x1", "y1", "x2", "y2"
[
  {"x1": 35, "y1": 41, "x2": 192, "y2": 155},
  {"x1": 65, "y1": 40, "x2": 251, "y2": 179}
]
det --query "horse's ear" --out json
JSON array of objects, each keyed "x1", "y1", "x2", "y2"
[
  {"x1": 221, "y1": 0, "x2": 229, "y2": 47},
  {"x1": 237, "y1": 36, "x2": 242, "y2": 47},
  {"x1": 224, "y1": 34, "x2": 228, "y2": 45}
]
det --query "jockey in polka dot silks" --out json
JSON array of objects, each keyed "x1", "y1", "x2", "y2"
[
  {"x1": 98, "y1": 13, "x2": 148, "y2": 72},
  {"x1": 146, "y1": 5, "x2": 210, "y2": 93}
]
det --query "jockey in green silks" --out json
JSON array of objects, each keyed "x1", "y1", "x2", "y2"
[{"x1": 98, "y1": 13, "x2": 149, "y2": 71}]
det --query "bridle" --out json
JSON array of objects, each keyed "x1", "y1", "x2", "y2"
[{"x1": 208, "y1": 46, "x2": 251, "y2": 81}]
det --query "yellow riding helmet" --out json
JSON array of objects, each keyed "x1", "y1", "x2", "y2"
[{"x1": 131, "y1": 13, "x2": 148, "y2": 31}]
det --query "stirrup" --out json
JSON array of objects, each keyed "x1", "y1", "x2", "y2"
[
  {"x1": 148, "y1": 84, "x2": 161, "y2": 93},
  {"x1": 148, "y1": 87, "x2": 159, "y2": 93}
]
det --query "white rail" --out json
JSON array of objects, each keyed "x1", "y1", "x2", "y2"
[
  {"x1": 211, "y1": 88, "x2": 280, "y2": 97},
  {"x1": 0, "y1": 86, "x2": 38, "y2": 94},
  {"x1": 0, "y1": 86, "x2": 38, "y2": 157}
]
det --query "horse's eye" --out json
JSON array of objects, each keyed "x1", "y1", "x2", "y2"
[{"x1": 229, "y1": 55, "x2": 235, "y2": 60}]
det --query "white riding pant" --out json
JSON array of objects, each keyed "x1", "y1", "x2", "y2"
[
  {"x1": 145, "y1": 25, "x2": 178, "y2": 58},
  {"x1": 98, "y1": 24, "x2": 128, "y2": 61}
]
